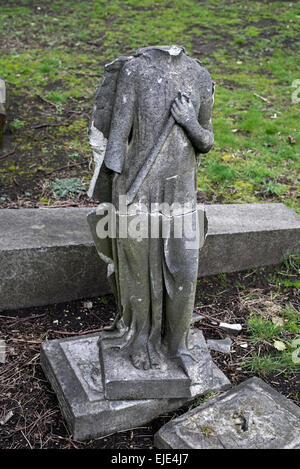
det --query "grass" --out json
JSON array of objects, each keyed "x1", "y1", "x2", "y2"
[
  {"x1": 242, "y1": 351, "x2": 299, "y2": 374},
  {"x1": 244, "y1": 305, "x2": 300, "y2": 374},
  {"x1": 191, "y1": 390, "x2": 216, "y2": 408},
  {"x1": 248, "y1": 316, "x2": 284, "y2": 342},
  {"x1": 194, "y1": 251, "x2": 299, "y2": 379},
  {"x1": 0, "y1": 0, "x2": 299, "y2": 209},
  {"x1": 8, "y1": 119, "x2": 25, "y2": 132}
]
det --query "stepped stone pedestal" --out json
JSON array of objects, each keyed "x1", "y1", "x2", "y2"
[{"x1": 41, "y1": 330, "x2": 230, "y2": 441}]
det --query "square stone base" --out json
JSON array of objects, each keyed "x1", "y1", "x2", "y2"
[
  {"x1": 99, "y1": 328, "x2": 226, "y2": 400},
  {"x1": 41, "y1": 332, "x2": 230, "y2": 441}
]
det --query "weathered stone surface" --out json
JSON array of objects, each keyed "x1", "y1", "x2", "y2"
[
  {"x1": 207, "y1": 337, "x2": 232, "y2": 354},
  {"x1": 1, "y1": 202, "x2": 299, "y2": 310},
  {"x1": 0, "y1": 208, "x2": 110, "y2": 310},
  {"x1": 190, "y1": 312, "x2": 203, "y2": 324},
  {"x1": 40, "y1": 332, "x2": 230, "y2": 441},
  {"x1": 154, "y1": 377, "x2": 300, "y2": 449},
  {"x1": 88, "y1": 46, "x2": 215, "y2": 373},
  {"x1": 199, "y1": 203, "x2": 300, "y2": 276},
  {"x1": 99, "y1": 329, "x2": 230, "y2": 400},
  {"x1": 0, "y1": 77, "x2": 6, "y2": 146}
]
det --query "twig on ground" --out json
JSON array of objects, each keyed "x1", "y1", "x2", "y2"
[
  {"x1": 0, "y1": 146, "x2": 17, "y2": 161},
  {"x1": 53, "y1": 328, "x2": 103, "y2": 336},
  {"x1": 27, "y1": 410, "x2": 58, "y2": 436},
  {"x1": 75, "y1": 71, "x2": 100, "y2": 77},
  {"x1": 46, "y1": 160, "x2": 88, "y2": 175},
  {"x1": 36, "y1": 94, "x2": 62, "y2": 109},
  {"x1": 6, "y1": 313, "x2": 46, "y2": 326},
  {"x1": 20, "y1": 430, "x2": 33, "y2": 449},
  {"x1": 31, "y1": 122, "x2": 70, "y2": 130},
  {"x1": 11, "y1": 338, "x2": 43, "y2": 344},
  {"x1": 253, "y1": 92, "x2": 270, "y2": 103}
]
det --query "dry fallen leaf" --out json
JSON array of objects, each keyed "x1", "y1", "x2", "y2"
[
  {"x1": 273, "y1": 340, "x2": 286, "y2": 351},
  {"x1": 272, "y1": 316, "x2": 284, "y2": 327}
]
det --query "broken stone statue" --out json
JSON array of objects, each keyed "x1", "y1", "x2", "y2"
[
  {"x1": 88, "y1": 45, "x2": 219, "y2": 398},
  {"x1": 41, "y1": 46, "x2": 230, "y2": 440}
]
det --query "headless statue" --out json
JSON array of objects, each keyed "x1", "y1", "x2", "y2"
[{"x1": 88, "y1": 46, "x2": 214, "y2": 372}]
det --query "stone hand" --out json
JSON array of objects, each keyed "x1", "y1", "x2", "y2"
[{"x1": 171, "y1": 94, "x2": 197, "y2": 130}]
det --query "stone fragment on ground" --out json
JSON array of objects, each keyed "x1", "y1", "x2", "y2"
[
  {"x1": 207, "y1": 337, "x2": 232, "y2": 354},
  {"x1": 0, "y1": 410, "x2": 13, "y2": 425},
  {"x1": 219, "y1": 322, "x2": 242, "y2": 335},
  {"x1": 190, "y1": 312, "x2": 203, "y2": 324},
  {"x1": 154, "y1": 377, "x2": 300, "y2": 449}
]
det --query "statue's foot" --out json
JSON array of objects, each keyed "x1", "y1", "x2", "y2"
[
  {"x1": 148, "y1": 344, "x2": 166, "y2": 371},
  {"x1": 129, "y1": 346, "x2": 150, "y2": 370},
  {"x1": 149, "y1": 353, "x2": 163, "y2": 370}
]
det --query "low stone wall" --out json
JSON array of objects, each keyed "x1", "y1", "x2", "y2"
[
  {"x1": 198, "y1": 203, "x2": 300, "y2": 275},
  {"x1": 1, "y1": 203, "x2": 299, "y2": 310}
]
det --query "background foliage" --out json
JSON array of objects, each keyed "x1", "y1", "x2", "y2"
[{"x1": 0, "y1": 0, "x2": 299, "y2": 209}]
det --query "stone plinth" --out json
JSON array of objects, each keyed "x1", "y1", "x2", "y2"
[
  {"x1": 99, "y1": 329, "x2": 230, "y2": 400},
  {"x1": 41, "y1": 331, "x2": 230, "y2": 441}
]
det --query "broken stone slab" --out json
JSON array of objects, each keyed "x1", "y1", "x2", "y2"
[
  {"x1": 154, "y1": 377, "x2": 300, "y2": 449},
  {"x1": 1, "y1": 202, "x2": 299, "y2": 310},
  {"x1": 99, "y1": 329, "x2": 230, "y2": 400},
  {"x1": 40, "y1": 332, "x2": 230, "y2": 441},
  {"x1": 207, "y1": 337, "x2": 232, "y2": 354},
  {"x1": 219, "y1": 322, "x2": 242, "y2": 335},
  {"x1": 0, "y1": 77, "x2": 6, "y2": 146}
]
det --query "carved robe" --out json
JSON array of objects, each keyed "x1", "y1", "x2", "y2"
[{"x1": 88, "y1": 46, "x2": 214, "y2": 369}]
